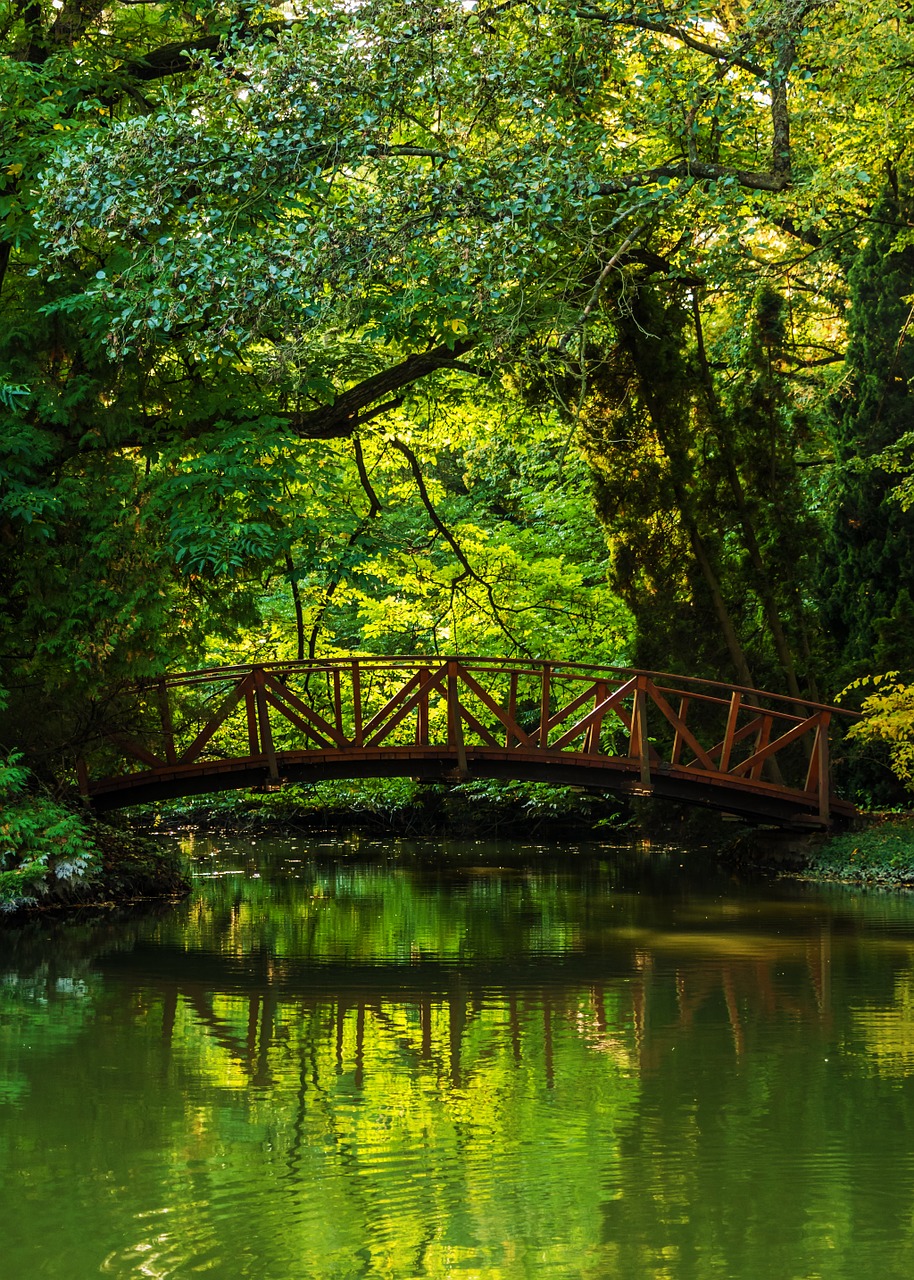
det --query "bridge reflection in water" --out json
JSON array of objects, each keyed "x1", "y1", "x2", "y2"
[
  {"x1": 112, "y1": 927, "x2": 834, "y2": 1092},
  {"x1": 82, "y1": 657, "x2": 857, "y2": 827},
  {"x1": 4, "y1": 847, "x2": 913, "y2": 1280}
]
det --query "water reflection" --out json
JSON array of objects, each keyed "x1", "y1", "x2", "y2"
[{"x1": 2, "y1": 838, "x2": 914, "y2": 1279}]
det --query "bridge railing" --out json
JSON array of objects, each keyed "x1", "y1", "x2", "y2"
[{"x1": 80, "y1": 657, "x2": 858, "y2": 822}]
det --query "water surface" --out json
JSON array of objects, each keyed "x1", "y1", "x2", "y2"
[{"x1": 2, "y1": 835, "x2": 914, "y2": 1279}]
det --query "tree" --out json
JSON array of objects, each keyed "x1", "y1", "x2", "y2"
[
  {"x1": 3, "y1": 0, "x2": 914, "y2": 809},
  {"x1": 821, "y1": 183, "x2": 914, "y2": 680}
]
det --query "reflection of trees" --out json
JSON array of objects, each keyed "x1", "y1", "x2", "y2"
[
  {"x1": 139, "y1": 930, "x2": 835, "y2": 1093},
  {"x1": 631, "y1": 928, "x2": 834, "y2": 1070},
  {"x1": 5, "y1": 856, "x2": 914, "y2": 1278}
]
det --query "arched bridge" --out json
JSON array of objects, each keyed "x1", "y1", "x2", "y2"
[{"x1": 80, "y1": 657, "x2": 859, "y2": 828}]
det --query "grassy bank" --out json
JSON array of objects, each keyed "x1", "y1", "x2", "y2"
[{"x1": 799, "y1": 816, "x2": 914, "y2": 888}]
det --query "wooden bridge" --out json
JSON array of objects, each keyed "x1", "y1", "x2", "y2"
[{"x1": 80, "y1": 657, "x2": 858, "y2": 828}]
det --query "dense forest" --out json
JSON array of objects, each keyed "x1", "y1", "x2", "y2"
[{"x1": 3, "y1": 1, "x2": 914, "y2": 900}]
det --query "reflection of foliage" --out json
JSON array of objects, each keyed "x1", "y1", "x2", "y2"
[
  {"x1": 6, "y1": 847, "x2": 914, "y2": 1276},
  {"x1": 0, "y1": 967, "x2": 96, "y2": 1105},
  {"x1": 853, "y1": 968, "x2": 914, "y2": 1077},
  {"x1": 175, "y1": 842, "x2": 608, "y2": 962}
]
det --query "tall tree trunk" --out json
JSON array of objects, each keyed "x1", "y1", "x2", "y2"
[{"x1": 691, "y1": 295, "x2": 807, "y2": 702}]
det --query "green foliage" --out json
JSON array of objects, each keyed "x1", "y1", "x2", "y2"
[
  {"x1": 809, "y1": 820, "x2": 914, "y2": 884},
  {"x1": 820, "y1": 185, "x2": 914, "y2": 680},
  {"x1": 843, "y1": 673, "x2": 914, "y2": 794},
  {"x1": 0, "y1": 751, "x2": 99, "y2": 911},
  {"x1": 4, "y1": 0, "x2": 914, "y2": 817}
]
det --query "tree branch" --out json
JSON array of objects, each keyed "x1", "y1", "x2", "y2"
[
  {"x1": 306, "y1": 435, "x2": 384, "y2": 658},
  {"x1": 597, "y1": 161, "x2": 790, "y2": 196},
  {"x1": 558, "y1": 225, "x2": 645, "y2": 351},
  {"x1": 287, "y1": 341, "x2": 475, "y2": 440},
  {"x1": 390, "y1": 437, "x2": 528, "y2": 653},
  {"x1": 578, "y1": 10, "x2": 766, "y2": 77},
  {"x1": 353, "y1": 435, "x2": 384, "y2": 517},
  {"x1": 117, "y1": 20, "x2": 299, "y2": 83},
  {"x1": 770, "y1": 30, "x2": 796, "y2": 180}
]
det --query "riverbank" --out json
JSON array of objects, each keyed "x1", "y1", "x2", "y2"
[
  {"x1": 135, "y1": 781, "x2": 914, "y2": 890},
  {"x1": 793, "y1": 815, "x2": 914, "y2": 888},
  {"x1": 0, "y1": 820, "x2": 190, "y2": 919},
  {"x1": 7, "y1": 778, "x2": 914, "y2": 918}
]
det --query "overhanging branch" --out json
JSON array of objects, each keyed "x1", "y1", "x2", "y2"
[
  {"x1": 598, "y1": 161, "x2": 790, "y2": 195},
  {"x1": 578, "y1": 10, "x2": 766, "y2": 77},
  {"x1": 287, "y1": 340, "x2": 476, "y2": 440}
]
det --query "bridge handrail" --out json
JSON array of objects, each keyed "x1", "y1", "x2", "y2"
[
  {"x1": 82, "y1": 655, "x2": 860, "y2": 827},
  {"x1": 135, "y1": 656, "x2": 860, "y2": 722}
]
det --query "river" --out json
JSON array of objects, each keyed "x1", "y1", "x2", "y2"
[{"x1": 2, "y1": 834, "x2": 914, "y2": 1279}]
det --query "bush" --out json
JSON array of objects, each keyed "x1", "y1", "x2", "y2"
[
  {"x1": 809, "y1": 819, "x2": 914, "y2": 885},
  {"x1": 0, "y1": 753, "x2": 100, "y2": 911}
]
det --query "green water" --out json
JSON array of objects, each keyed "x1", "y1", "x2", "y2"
[{"x1": 2, "y1": 836, "x2": 914, "y2": 1280}]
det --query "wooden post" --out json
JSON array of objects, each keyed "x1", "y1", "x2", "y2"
[
  {"x1": 332, "y1": 667, "x2": 343, "y2": 741},
  {"x1": 719, "y1": 691, "x2": 741, "y2": 774},
  {"x1": 253, "y1": 667, "x2": 279, "y2": 780},
  {"x1": 156, "y1": 678, "x2": 177, "y2": 764},
  {"x1": 818, "y1": 716, "x2": 831, "y2": 824},
  {"x1": 352, "y1": 659, "x2": 363, "y2": 747},
  {"x1": 447, "y1": 660, "x2": 468, "y2": 775},
  {"x1": 539, "y1": 663, "x2": 551, "y2": 750},
  {"x1": 808, "y1": 712, "x2": 832, "y2": 823},
  {"x1": 507, "y1": 671, "x2": 519, "y2": 748},
  {"x1": 416, "y1": 666, "x2": 430, "y2": 745},
  {"x1": 630, "y1": 677, "x2": 651, "y2": 788},
  {"x1": 245, "y1": 679, "x2": 259, "y2": 756}
]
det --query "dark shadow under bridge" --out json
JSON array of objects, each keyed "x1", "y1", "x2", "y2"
[{"x1": 81, "y1": 657, "x2": 858, "y2": 828}]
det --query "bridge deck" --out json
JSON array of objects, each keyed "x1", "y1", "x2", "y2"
[{"x1": 81, "y1": 657, "x2": 859, "y2": 828}]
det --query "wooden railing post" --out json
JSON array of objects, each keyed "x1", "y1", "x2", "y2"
[
  {"x1": 245, "y1": 676, "x2": 259, "y2": 756},
  {"x1": 416, "y1": 666, "x2": 430, "y2": 745},
  {"x1": 447, "y1": 660, "x2": 468, "y2": 775},
  {"x1": 630, "y1": 676, "x2": 651, "y2": 788},
  {"x1": 253, "y1": 667, "x2": 279, "y2": 780},
  {"x1": 804, "y1": 711, "x2": 831, "y2": 823},
  {"x1": 507, "y1": 671, "x2": 519, "y2": 748},
  {"x1": 156, "y1": 678, "x2": 177, "y2": 764},
  {"x1": 818, "y1": 714, "x2": 831, "y2": 823},
  {"x1": 352, "y1": 659, "x2": 363, "y2": 747},
  {"x1": 539, "y1": 663, "x2": 551, "y2": 750},
  {"x1": 332, "y1": 667, "x2": 343, "y2": 740}
]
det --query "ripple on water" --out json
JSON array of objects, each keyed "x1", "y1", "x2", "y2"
[{"x1": 7, "y1": 845, "x2": 914, "y2": 1280}]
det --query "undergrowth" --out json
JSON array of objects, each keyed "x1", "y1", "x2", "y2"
[
  {"x1": 0, "y1": 752, "x2": 100, "y2": 911},
  {"x1": 807, "y1": 818, "x2": 914, "y2": 885}
]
